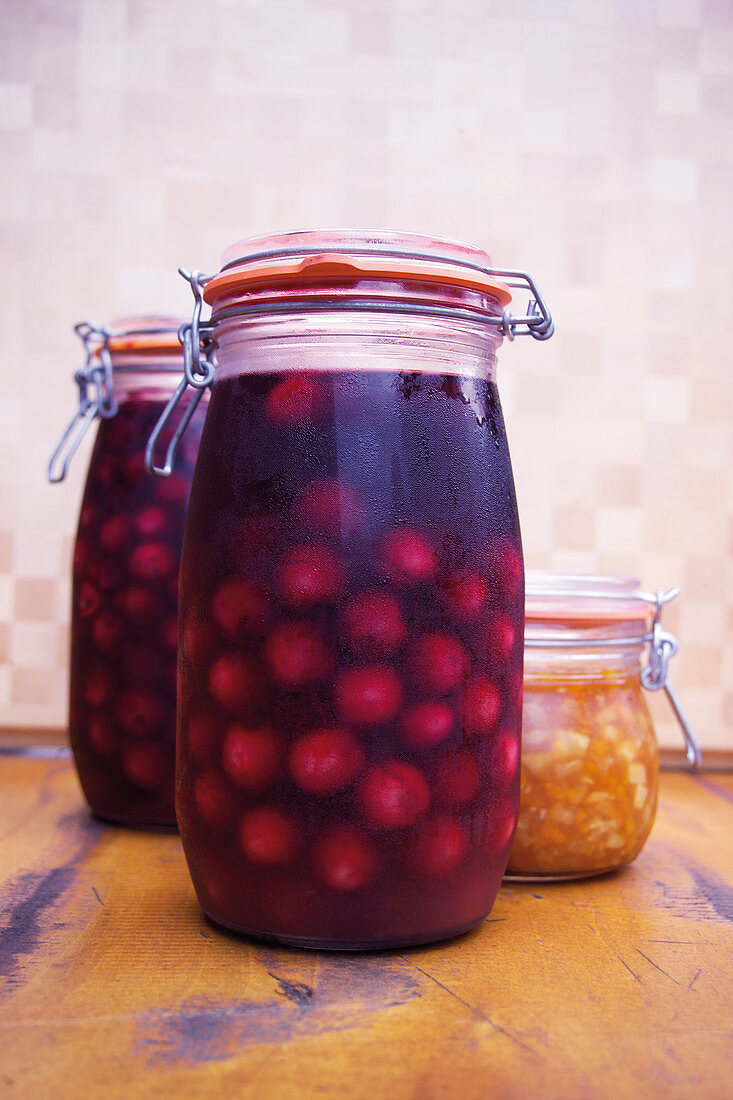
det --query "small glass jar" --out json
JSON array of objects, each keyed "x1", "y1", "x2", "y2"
[
  {"x1": 151, "y1": 230, "x2": 553, "y2": 949},
  {"x1": 506, "y1": 574, "x2": 700, "y2": 880},
  {"x1": 49, "y1": 318, "x2": 208, "y2": 828}
]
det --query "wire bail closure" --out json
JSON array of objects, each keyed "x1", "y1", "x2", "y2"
[
  {"x1": 640, "y1": 588, "x2": 702, "y2": 768},
  {"x1": 495, "y1": 270, "x2": 554, "y2": 341},
  {"x1": 47, "y1": 322, "x2": 118, "y2": 483},
  {"x1": 145, "y1": 269, "x2": 215, "y2": 478}
]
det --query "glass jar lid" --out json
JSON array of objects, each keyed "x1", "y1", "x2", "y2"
[
  {"x1": 205, "y1": 229, "x2": 514, "y2": 314},
  {"x1": 192, "y1": 230, "x2": 553, "y2": 346},
  {"x1": 526, "y1": 573, "x2": 655, "y2": 629},
  {"x1": 105, "y1": 315, "x2": 184, "y2": 361}
]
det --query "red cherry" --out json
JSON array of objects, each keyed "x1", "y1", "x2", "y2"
[
  {"x1": 83, "y1": 664, "x2": 115, "y2": 707},
  {"x1": 87, "y1": 559, "x2": 123, "y2": 592},
  {"x1": 357, "y1": 761, "x2": 430, "y2": 829},
  {"x1": 463, "y1": 677, "x2": 501, "y2": 736},
  {"x1": 341, "y1": 591, "x2": 407, "y2": 656},
  {"x1": 87, "y1": 712, "x2": 118, "y2": 755},
  {"x1": 440, "y1": 569, "x2": 489, "y2": 618},
  {"x1": 433, "y1": 748, "x2": 480, "y2": 805},
  {"x1": 128, "y1": 542, "x2": 177, "y2": 581},
  {"x1": 99, "y1": 515, "x2": 130, "y2": 553},
  {"x1": 121, "y1": 451, "x2": 145, "y2": 483},
  {"x1": 263, "y1": 621, "x2": 331, "y2": 688},
  {"x1": 122, "y1": 742, "x2": 168, "y2": 789},
  {"x1": 194, "y1": 772, "x2": 237, "y2": 828},
  {"x1": 134, "y1": 506, "x2": 170, "y2": 538},
  {"x1": 296, "y1": 478, "x2": 364, "y2": 535},
  {"x1": 493, "y1": 727, "x2": 519, "y2": 785},
  {"x1": 335, "y1": 665, "x2": 403, "y2": 727},
  {"x1": 117, "y1": 585, "x2": 162, "y2": 622},
  {"x1": 92, "y1": 610, "x2": 124, "y2": 653},
  {"x1": 211, "y1": 578, "x2": 271, "y2": 640},
  {"x1": 400, "y1": 701, "x2": 454, "y2": 749},
  {"x1": 408, "y1": 633, "x2": 469, "y2": 694},
  {"x1": 238, "y1": 806, "x2": 299, "y2": 865},
  {"x1": 96, "y1": 455, "x2": 118, "y2": 485},
  {"x1": 410, "y1": 815, "x2": 469, "y2": 876},
  {"x1": 265, "y1": 374, "x2": 327, "y2": 426},
  {"x1": 311, "y1": 826, "x2": 378, "y2": 891},
  {"x1": 208, "y1": 653, "x2": 265, "y2": 711},
  {"x1": 489, "y1": 537, "x2": 523, "y2": 599},
  {"x1": 483, "y1": 797, "x2": 517, "y2": 852},
  {"x1": 378, "y1": 528, "x2": 438, "y2": 586},
  {"x1": 486, "y1": 614, "x2": 516, "y2": 665},
  {"x1": 187, "y1": 708, "x2": 219, "y2": 761},
  {"x1": 182, "y1": 616, "x2": 217, "y2": 664},
  {"x1": 222, "y1": 724, "x2": 283, "y2": 791},
  {"x1": 276, "y1": 544, "x2": 345, "y2": 608},
  {"x1": 288, "y1": 727, "x2": 365, "y2": 794},
  {"x1": 77, "y1": 581, "x2": 101, "y2": 619},
  {"x1": 115, "y1": 689, "x2": 164, "y2": 738}
]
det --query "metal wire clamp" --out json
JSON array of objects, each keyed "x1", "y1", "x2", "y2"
[
  {"x1": 145, "y1": 269, "x2": 215, "y2": 477},
  {"x1": 641, "y1": 588, "x2": 702, "y2": 768},
  {"x1": 47, "y1": 322, "x2": 118, "y2": 483}
]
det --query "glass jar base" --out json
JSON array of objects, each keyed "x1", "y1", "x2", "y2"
[
  {"x1": 202, "y1": 908, "x2": 486, "y2": 952},
  {"x1": 504, "y1": 864, "x2": 629, "y2": 883},
  {"x1": 91, "y1": 809, "x2": 178, "y2": 833}
]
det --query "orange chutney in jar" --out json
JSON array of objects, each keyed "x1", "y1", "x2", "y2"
[{"x1": 506, "y1": 574, "x2": 698, "y2": 880}]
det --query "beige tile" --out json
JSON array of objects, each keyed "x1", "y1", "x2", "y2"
[{"x1": 0, "y1": 0, "x2": 731, "y2": 750}]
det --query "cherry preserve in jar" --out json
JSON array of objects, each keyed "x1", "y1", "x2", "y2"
[
  {"x1": 151, "y1": 230, "x2": 553, "y2": 949},
  {"x1": 49, "y1": 318, "x2": 208, "y2": 827},
  {"x1": 506, "y1": 574, "x2": 701, "y2": 880}
]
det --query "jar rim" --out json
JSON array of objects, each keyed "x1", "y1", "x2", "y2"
[
  {"x1": 203, "y1": 229, "x2": 514, "y2": 312},
  {"x1": 106, "y1": 315, "x2": 184, "y2": 357},
  {"x1": 525, "y1": 572, "x2": 657, "y2": 627}
]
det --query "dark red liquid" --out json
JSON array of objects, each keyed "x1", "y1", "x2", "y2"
[
  {"x1": 178, "y1": 369, "x2": 523, "y2": 947},
  {"x1": 69, "y1": 393, "x2": 205, "y2": 827}
]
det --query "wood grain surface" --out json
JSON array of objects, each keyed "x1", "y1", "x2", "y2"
[{"x1": 0, "y1": 754, "x2": 731, "y2": 1100}]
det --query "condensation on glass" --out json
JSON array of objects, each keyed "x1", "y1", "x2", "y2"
[{"x1": 151, "y1": 230, "x2": 553, "y2": 948}]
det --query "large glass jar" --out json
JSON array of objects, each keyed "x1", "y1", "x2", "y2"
[
  {"x1": 49, "y1": 318, "x2": 208, "y2": 828},
  {"x1": 506, "y1": 574, "x2": 700, "y2": 880},
  {"x1": 159, "y1": 230, "x2": 553, "y2": 948}
]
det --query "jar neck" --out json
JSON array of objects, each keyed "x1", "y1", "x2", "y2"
[
  {"x1": 109, "y1": 354, "x2": 185, "y2": 402},
  {"x1": 212, "y1": 310, "x2": 500, "y2": 381},
  {"x1": 524, "y1": 619, "x2": 647, "y2": 684}
]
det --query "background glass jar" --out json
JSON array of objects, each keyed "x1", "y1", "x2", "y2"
[
  {"x1": 49, "y1": 318, "x2": 208, "y2": 828},
  {"x1": 152, "y1": 230, "x2": 553, "y2": 949},
  {"x1": 506, "y1": 574, "x2": 701, "y2": 880}
]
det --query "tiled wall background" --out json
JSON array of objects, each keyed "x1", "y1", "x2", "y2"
[{"x1": 1, "y1": 0, "x2": 731, "y2": 750}]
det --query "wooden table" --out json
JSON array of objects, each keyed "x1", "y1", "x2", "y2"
[{"x1": 1, "y1": 753, "x2": 731, "y2": 1100}]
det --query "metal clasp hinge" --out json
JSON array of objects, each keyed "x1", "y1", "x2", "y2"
[
  {"x1": 47, "y1": 322, "x2": 118, "y2": 483},
  {"x1": 641, "y1": 587, "x2": 702, "y2": 768},
  {"x1": 490, "y1": 269, "x2": 554, "y2": 342},
  {"x1": 145, "y1": 268, "x2": 215, "y2": 477}
]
